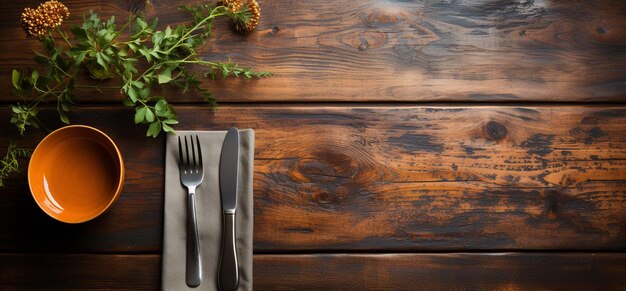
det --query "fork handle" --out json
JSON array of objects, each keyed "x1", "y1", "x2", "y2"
[{"x1": 186, "y1": 192, "x2": 202, "y2": 287}]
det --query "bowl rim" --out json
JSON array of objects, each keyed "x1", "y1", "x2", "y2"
[{"x1": 28, "y1": 125, "x2": 125, "y2": 224}]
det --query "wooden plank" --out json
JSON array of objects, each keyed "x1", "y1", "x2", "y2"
[
  {"x1": 0, "y1": 254, "x2": 161, "y2": 290},
  {"x1": 1, "y1": 0, "x2": 626, "y2": 102},
  {"x1": 2, "y1": 253, "x2": 625, "y2": 290},
  {"x1": 1, "y1": 106, "x2": 625, "y2": 253},
  {"x1": 254, "y1": 253, "x2": 626, "y2": 290}
]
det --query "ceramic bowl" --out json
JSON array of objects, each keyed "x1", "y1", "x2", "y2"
[{"x1": 28, "y1": 125, "x2": 124, "y2": 223}]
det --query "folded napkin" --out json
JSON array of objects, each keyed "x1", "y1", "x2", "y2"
[{"x1": 162, "y1": 130, "x2": 254, "y2": 291}]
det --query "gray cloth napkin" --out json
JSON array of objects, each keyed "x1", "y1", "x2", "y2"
[{"x1": 162, "y1": 130, "x2": 254, "y2": 291}]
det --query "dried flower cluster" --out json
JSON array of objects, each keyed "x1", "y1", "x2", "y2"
[
  {"x1": 21, "y1": 0, "x2": 69, "y2": 38},
  {"x1": 222, "y1": 0, "x2": 243, "y2": 12},
  {"x1": 222, "y1": 0, "x2": 261, "y2": 33}
]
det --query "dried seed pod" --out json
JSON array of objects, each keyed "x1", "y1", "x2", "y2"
[
  {"x1": 220, "y1": 0, "x2": 243, "y2": 12},
  {"x1": 20, "y1": 0, "x2": 69, "y2": 38},
  {"x1": 232, "y1": 0, "x2": 260, "y2": 34}
]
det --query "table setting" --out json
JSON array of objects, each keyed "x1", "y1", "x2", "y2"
[
  {"x1": 17, "y1": 122, "x2": 255, "y2": 290},
  {"x1": 163, "y1": 129, "x2": 255, "y2": 290},
  {"x1": 1, "y1": 0, "x2": 625, "y2": 290}
]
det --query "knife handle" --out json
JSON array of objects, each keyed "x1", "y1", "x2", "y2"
[
  {"x1": 186, "y1": 192, "x2": 202, "y2": 287},
  {"x1": 218, "y1": 213, "x2": 239, "y2": 291}
]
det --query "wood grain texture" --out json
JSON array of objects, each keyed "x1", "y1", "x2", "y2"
[
  {"x1": 254, "y1": 253, "x2": 626, "y2": 291},
  {"x1": 1, "y1": 0, "x2": 626, "y2": 102},
  {"x1": 1, "y1": 253, "x2": 625, "y2": 290},
  {"x1": 1, "y1": 106, "x2": 624, "y2": 252},
  {"x1": 0, "y1": 254, "x2": 161, "y2": 290}
]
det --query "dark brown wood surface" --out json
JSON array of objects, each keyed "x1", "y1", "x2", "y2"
[
  {"x1": 1, "y1": 106, "x2": 625, "y2": 253},
  {"x1": 2, "y1": 253, "x2": 625, "y2": 290},
  {"x1": 1, "y1": 0, "x2": 626, "y2": 289},
  {"x1": 254, "y1": 253, "x2": 626, "y2": 290},
  {"x1": 1, "y1": 0, "x2": 626, "y2": 102}
]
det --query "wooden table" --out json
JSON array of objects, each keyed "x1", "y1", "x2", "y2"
[{"x1": 1, "y1": 0, "x2": 626, "y2": 289}]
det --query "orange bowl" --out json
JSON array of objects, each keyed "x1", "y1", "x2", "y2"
[{"x1": 28, "y1": 125, "x2": 124, "y2": 223}]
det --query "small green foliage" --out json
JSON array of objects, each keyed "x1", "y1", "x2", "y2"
[
  {"x1": 10, "y1": 103, "x2": 40, "y2": 134},
  {"x1": 0, "y1": 142, "x2": 32, "y2": 187},
  {"x1": 10, "y1": 3, "x2": 270, "y2": 138}
]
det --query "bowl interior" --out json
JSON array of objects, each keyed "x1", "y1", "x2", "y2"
[{"x1": 28, "y1": 125, "x2": 124, "y2": 223}]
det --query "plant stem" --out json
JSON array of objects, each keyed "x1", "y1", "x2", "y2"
[
  {"x1": 75, "y1": 84, "x2": 120, "y2": 89},
  {"x1": 55, "y1": 28, "x2": 72, "y2": 47},
  {"x1": 104, "y1": 16, "x2": 135, "y2": 48},
  {"x1": 165, "y1": 8, "x2": 227, "y2": 54}
]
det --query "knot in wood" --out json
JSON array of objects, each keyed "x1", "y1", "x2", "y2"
[
  {"x1": 484, "y1": 121, "x2": 508, "y2": 141},
  {"x1": 297, "y1": 150, "x2": 358, "y2": 183}
]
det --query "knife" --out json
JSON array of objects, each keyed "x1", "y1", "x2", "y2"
[{"x1": 218, "y1": 127, "x2": 240, "y2": 291}]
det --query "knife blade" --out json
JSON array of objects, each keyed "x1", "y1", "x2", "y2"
[{"x1": 218, "y1": 127, "x2": 240, "y2": 291}]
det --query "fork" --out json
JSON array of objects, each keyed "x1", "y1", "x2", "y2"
[{"x1": 178, "y1": 135, "x2": 203, "y2": 287}]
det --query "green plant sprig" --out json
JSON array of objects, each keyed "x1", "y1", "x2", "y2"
[
  {"x1": 0, "y1": 142, "x2": 32, "y2": 188},
  {"x1": 11, "y1": 3, "x2": 270, "y2": 138}
]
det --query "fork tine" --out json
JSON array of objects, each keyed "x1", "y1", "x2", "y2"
[
  {"x1": 191, "y1": 134, "x2": 197, "y2": 170},
  {"x1": 178, "y1": 136, "x2": 183, "y2": 167},
  {"x1": 184, "y1": 135, "x2": 191, "y2": 171},
  {"x1": 196, "y1": 135, "x2": 203, "y2": 170}
]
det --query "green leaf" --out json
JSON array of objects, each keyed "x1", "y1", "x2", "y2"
[
  {"x1": 59, "y1": 112, "x2": 69, "y2": 124},
  {"x1": 163, "y1": 119, "x2": 179, "y2": 125},
  {"x1": 135, "y1": 106, "x2": 147, "y2": 124},
  {"x1": 70, "y1": 25, "x2": 88, "y2": 39},
  {"x1": 106, "y1": 15, "x2": 116, "y2": 28},
  {"x1": 60, "y1": 102, "x2": 71, "y2": 112},
  {"x1": 43, "y1": 36, "x2": 54, "y2": 52},
  {"x1": 157, "y1": 68, "x2": 172, "y2": 84},
  {"x1": 136, "y1": 16, "x2": 147, "y2": 30},
  {"x1": 34, "y1": 55, "x2": 48, "y2": 65},
  {"x1": 139, "y1": 87, "x2": 151, "y2": 99},
  {"x1": 11, "y1": 70, "x2": 20, "y2": 90},
  {"x1": 55, "y1": 54, "x2": 69, "y2": 72},
  {"x1": 138, "y1": 48, "x2": 152, "y2": 62},
  {"x1": 162, "y1": 123, "x2": 175, "y2": 133},
  {"x1": 122, "y1": 98, "x2": 135, "y2": 106},
  {"x1": 127, "y1": 87, "x2": 138, "y2": 102},
  {"x1": 74, "y1": 51, "x2": 87, "y2": 65},
  {"x1": 10, "y1": 105, "x2": 21, "y2": 114},
  {"x1": 128, "y1": 42, "x2": 139, "y2": 52},
  {"x1": 145, "y1": 108, "x2": 155, "y2": 122},
  {"x1": 20, "y1": 78, "x2": 33, "y2": 91},
  {"x1": 155, "y1": 99, "x2": 166, "y2": 113},
  {"x1": 100, "y1": 51, "x2": 112, "y2": 63},
  {"x1": 30, "y1": 70, "x2": 39, "y2": 83},
  {"x1": 132, "y1": 81, "x2": 144, "y2": 88},
  {"x1": 147, "y1": 121, "x2": 161, "y2": 138},
  {"x1": 123, "y1": 60, "x2": 138, "y2": 74},
  {"x1": 152, "y1": 31, "x2": 164, "y2": 46},
  {"x1": 95, "y1": 53, "x2": 108, "y2": 70},
  {"x1": 149, "y1": 49, "x2": 161, "y2": 60},
  {"x1": 36, "y1": 76, "x2": 51, "y2": 88}
]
